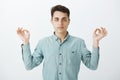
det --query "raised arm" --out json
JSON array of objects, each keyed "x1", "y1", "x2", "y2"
[
  {"x1": 81, "y1": 27, "x2": 107, "y2": 70},
  {"x1": 16, "y1": 27, "x2": 44, "y2": 70}
]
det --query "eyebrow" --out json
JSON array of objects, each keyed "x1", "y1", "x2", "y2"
[
  {"x1": 62, "y1": 17, "x2": 67, "y2": 19},
  {"x1": 53, "y1": 17, "x2": 67, "y2": 19}
]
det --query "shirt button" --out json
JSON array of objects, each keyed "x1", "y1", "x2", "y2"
[
  {"x1": 59, "y1": 53, "x2": 62, "y2": 55},
  {"x1": 59, "y1": 72, "x2": 61, "y2": 75},
  {"x1": 59, "y1": 63, "x2": 62, "y2": 65}
]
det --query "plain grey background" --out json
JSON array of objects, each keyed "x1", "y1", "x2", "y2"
[{"x1": 0, "y1": 0, "x2": 120, "y2": 80}]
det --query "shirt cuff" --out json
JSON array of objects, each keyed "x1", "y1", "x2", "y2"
[
  {"x1": 93, "y1": 46, "x2": 99, "y2": 51},
  {"x1": 21, "y1": 43, "x2": 30, "y2": 48}
]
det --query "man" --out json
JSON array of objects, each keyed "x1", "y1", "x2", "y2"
[{"x1": 17, "y1": 5, "x2": 107, "y2": 80}]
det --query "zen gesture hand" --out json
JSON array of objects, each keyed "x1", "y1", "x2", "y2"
[
  {"x1": 17, "y1": 27, "x2": 30, "y2": 44},
  {"x1": 93, "y1": 27, "x2": 107, "y2": 41}
]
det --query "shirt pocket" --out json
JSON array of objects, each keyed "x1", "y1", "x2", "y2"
[
  {"x1": 71, "y1": 50, "x2": 78, "y2": 57},
  {"x1": 67, "y1": 49, "x2": 81, "y2": 64}
]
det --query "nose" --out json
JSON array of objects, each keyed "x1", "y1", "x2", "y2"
[{"x1": 58, "y1": 20, "x2": 63, "y2": 26}]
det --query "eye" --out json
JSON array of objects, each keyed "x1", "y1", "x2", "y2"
[
  {"x1": 54, "y1": 18, "x2": 59, "y2": 21},
  {"x1": 63, "y1": 19, "x2": 67, "y2": 21},
  {"x1": 62, "y1": 18, "x2": 67, "y2": 22}
]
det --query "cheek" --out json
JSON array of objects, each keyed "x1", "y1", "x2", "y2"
[
  {"x1": 51, "y1": 22, "x2": 56, "y2": 27},
  {"x1": 53, "y1": 23, "x2": 58, "y2": 28},
  {"x1": 52, "y1": 23, "x2": 58, "y2": 29},
  {"x1": 64, "y1": 23, "x2": 69, "y2": 27}
]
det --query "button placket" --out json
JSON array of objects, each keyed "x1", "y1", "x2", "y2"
[{"x1": 58, "y1": 44, "x2": 63, "y2": 80}]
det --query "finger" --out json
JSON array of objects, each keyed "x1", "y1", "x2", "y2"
[
  {"x1": 24, "y1": 29, "x2": 30, "y2": 36},
  {"x1": 102, "y1": 27, "x2": 108, "y2": 37},
  {"x1": 102, "y1": 27, "x2": 105, "y2": 35},
  {"x1": 103, "y1": 28, "x2": 108, "y2": 36},
  {"x1": 17, "y1": 27, "x2": 24, "y2": 35},
  {"x1": 17, "y1": 27, "x2": 22, "y2": 34},
  {"x1": 94, "y1": 28, "x2": 98, "y2": 33},
  {"x1": 17, "y1": 27, "x2": 21, "y2": 34},
  {"x1": 100, "y1": 27, "x2": 104, "y2": 34},
  {"x1": 23, "y1": 29, "x2": 30, "y2": 34},
  {"x1": 23, "y1": 29, "x2": 29, "y2": 32},
  {"x1": 101, "y1": 27, "x2": 106, "y2": 35},
  {"x1": 18, "y1": 27, "x2": 22, "y2": 31},
  {"x1": 95, "y1": 28, "x2": 101, "y2": 35},
  {"x1": 93, "y1": 28, "x2": 97, "y2": 34}
]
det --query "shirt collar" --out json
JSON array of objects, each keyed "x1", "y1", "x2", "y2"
[{"x1": 52, "y1": 32, "x2": 70, "y2": 41}]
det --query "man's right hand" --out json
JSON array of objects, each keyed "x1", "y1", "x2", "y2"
[{"x1": 17, "y1": 27, "x2": 30, "y2": 45}]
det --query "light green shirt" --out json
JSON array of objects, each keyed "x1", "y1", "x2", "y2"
[{"x1": 21, "y1": 33, "x2": 99, "y2": 80}]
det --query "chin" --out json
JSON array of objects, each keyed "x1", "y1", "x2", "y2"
[{"x1": 57, "y1": 30, "x2": 66, "y2": 34}]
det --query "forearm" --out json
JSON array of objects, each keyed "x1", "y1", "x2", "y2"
[
  {"x1": 83, "y1": 47, "x2": 99, "y2": 70},
  {"x1": 91, "y1": 39, "x2": 100, "y2": 69},
  {"x1": 86, "y1": 40, "x2": 100, "y2": 70},
  {"x1": 90, "y1": 47, "x2": 99, "y2": 70},
  {"x1": 81, "y1": 40, "x2": 99, "y2": 70},
  {"x1": 21, "y1": 43, "x2": 34, "y2": 70}
]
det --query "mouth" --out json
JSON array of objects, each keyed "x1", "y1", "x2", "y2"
[{"x1": 57, "y1": 27, "x2": 64, "y2": 29}]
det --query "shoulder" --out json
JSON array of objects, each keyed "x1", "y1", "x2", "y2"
[
  {"x1": 69, "y1": 35, "x2": 84, "y2": 42},
  {"x1": 69, "y1": 35, "x2": 87, "y2": 48},
  {"x1": 37, "y1": 35, "x2": 53, "y2": 44}
]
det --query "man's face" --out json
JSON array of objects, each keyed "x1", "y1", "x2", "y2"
[{"x1": 51, "y1": 11, "x2": 70, "y2": 34}]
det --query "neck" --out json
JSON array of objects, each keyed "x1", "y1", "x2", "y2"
[{"x1": 55, "y1": 31, "x2": 68, "y2": 42}]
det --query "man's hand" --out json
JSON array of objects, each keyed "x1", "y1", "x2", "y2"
[
  {"x1": 17, "y1": 27, "x2": 30, "y2": 45},
  {"x1": 93, "y1": 27, "x2": 107, "y2": 48}
]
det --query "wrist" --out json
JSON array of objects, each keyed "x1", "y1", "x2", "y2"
[
  {"x1": 93, "y1": 39, "x2": 99, "y2": 48},
  {"x1": 23, "y1": 40, "x2": 29, "y2": 45}
]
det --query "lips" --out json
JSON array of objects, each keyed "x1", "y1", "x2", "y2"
[{"x1": 57, "y1": 27, "x2": 64, "y2": 28}]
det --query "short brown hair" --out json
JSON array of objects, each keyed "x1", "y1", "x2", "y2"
[{"x1": 51, "y1": 5, "x2": 70, "y2": 18}]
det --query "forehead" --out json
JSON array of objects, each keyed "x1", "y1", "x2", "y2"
[{"x1": 53, "y1": 11, "x2": 68, "y2": 18}]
